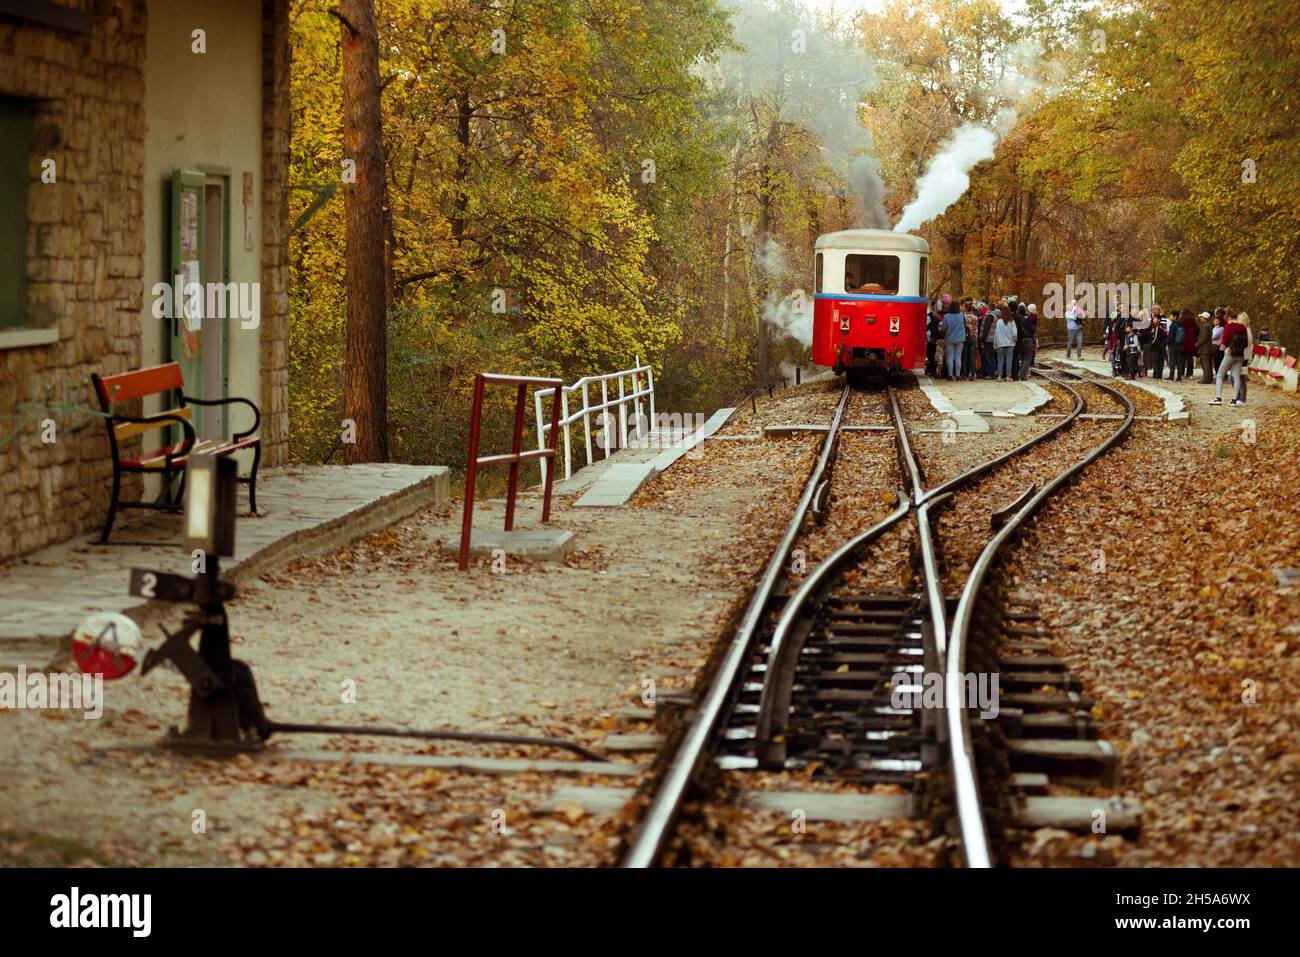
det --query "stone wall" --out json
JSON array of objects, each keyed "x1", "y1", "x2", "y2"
[{"x1": 0, "y1": 1, "x2": 149, "y2": 559}]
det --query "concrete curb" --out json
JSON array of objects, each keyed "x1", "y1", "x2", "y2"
[
  {"x1": 1051, "y1": 358, "x2": 1189, "y2": 422},
  {"x1": 230, "y1": 467, "x2": 449, "y2": 585}
]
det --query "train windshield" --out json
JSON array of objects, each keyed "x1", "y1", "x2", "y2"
[{"x1": 844, "y1": 254, "x2": 901, "y2": 295}]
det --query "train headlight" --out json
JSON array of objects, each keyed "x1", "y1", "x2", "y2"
[
  {"x1": 889, "y1": 316, "x2": 900, "y2": 335},
  {"x1": 839, "y1": 315, "x2": 850, "y2": 333}
]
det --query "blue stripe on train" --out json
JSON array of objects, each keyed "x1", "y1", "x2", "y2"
[{"x1": 814, "y1": 294, "x2": 929, "y2": 303}]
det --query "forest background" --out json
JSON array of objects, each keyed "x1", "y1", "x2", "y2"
[{"x1": 288, "y1": 0, "x2": 1299, "y2": 471}]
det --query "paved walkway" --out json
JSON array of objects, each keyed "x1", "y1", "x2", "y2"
[
  {"x1": 551, "y1": 409, "x2": 734, "y2": 507},
  {"x1": 915, "y1": 373, "x2": 1053, "y2": 432},
  {"x1": 0, "y1": 464, "x2": 449, "y2": 671}
]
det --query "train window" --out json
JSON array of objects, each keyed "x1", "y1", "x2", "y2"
[
  {"x1": 844, "y1": 254, "x2": 900, "y2": 295},
  {"x1": 814, "y1": 253, "x2": 823, "y2": 293},
  {"x1": 919, "y1": 257, "x2": 928, "y2": 299}
]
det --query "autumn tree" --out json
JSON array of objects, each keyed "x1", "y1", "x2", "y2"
[{"x1": 334, "y1": 0, "x2": 389, "y2": 462}]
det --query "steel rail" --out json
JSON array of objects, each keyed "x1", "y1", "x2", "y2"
[
  {"x1": 943, "y1": 373, "x2": 1135, "y2": 867},
  {"x1": 918, "y1": 373, "x2": 1083, "y2": 505},
  {"x1": 753, "y1": 489, "x2": 911, "y2": 767},
  {"x1": 621, "y1": 370, "x2": 1113, "y2": 868},
  {"x1": 620, "y1": 384, "x2": 853, "y2": 868},
  {"x1": 911, "y1": 372, "x2": 1083, "y2": 664}
]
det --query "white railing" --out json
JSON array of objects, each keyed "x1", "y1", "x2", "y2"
[{"x1": 534, "y1": 358, "x2": 656, "y2": 483}]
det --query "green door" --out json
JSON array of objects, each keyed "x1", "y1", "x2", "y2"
[{"x1": 170, "y1": 169, "x2": 206, "y2": 403}]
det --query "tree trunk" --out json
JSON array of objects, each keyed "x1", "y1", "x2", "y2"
[
  {"x1": 337, "y1": 0, "x2": 388, "y2": 463},
  {"x1": 721, "y1": 144, "x2": 741, "y2": 346},
  {"x1": 451, "y1": 90, "x2": 472, "y2": 291},
  {"x1": 754, "y1": 120, "x2": 780, "y2": 388},
  {"x1": 944, "y1": 230, "x2": 966, "y2": 294}
]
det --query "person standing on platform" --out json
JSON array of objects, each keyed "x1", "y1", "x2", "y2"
[
  {"x1": 1235, "y1": 312, "x2": 1253, "y2": 404},
  {"x1": 962, "y1": 301, "x2": 979, "y2": 380},
  {"x1": 1133, "y1": 308, "x2": 1153, "y2": 377},
  {"x1": 1211, "y1": 309, "x2": 1226, "y2": 374},
  {"x1": 1017, "y1": 304, "x2": 1039, "y2": 379},
  {"x1": 1177, "y1": 308, "x2": 1198, "y2": 381},
  {"x1": 943, "y1": 299, "x2": 966, "y2": 379},
  {"x1": 1196, "y1": 311, "x2": 1214, "y2": 382},
  {"x1": 1170, "y1": 308, "x2": 1190, "y2": 379},
  {"x1": 994, "y1": 309, "x2": 1018, "y2": 381},
  {"x1": 927, "y1": 299, "x2": 946, "y2": 377},
  {"x1": 1150, "y1": 309, "x2": 1169, "y2": 380},
  {"x1": 1123, "y1": 321, "x2": 1140, "y2": 379},
  {"x1": 1066, "y1": 300, "x2": 1086, "y2": 358},
  {"x1": 979, "y1": 304, "x2": 998, "y2": 378},
  {"x1": 1211, "y1": 309, "x2": 1249, "y2": 405}
]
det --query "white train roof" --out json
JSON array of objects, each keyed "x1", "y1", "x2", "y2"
[{"x1": 815, "y1": 228, "x2": 930, "y2": 254}]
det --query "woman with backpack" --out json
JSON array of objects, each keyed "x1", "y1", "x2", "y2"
[
  {"x1": 1235, "y1": 313, "x2": 1253, "y2": 403},
  {"x1": 1211, "y1": 309, "x2": 1250, "y2": 405}
]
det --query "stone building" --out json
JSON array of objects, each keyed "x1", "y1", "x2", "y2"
[{"x1": 0, "y1": 0, "x2": 291, "y2": 561}]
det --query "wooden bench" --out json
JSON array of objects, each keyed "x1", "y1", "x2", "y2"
[{"x1": 90, "y1": 362, "x2": 261, "y2": 542}]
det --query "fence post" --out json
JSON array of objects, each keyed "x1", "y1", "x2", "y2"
[
  {"x1": 581, "y1": 380, "x2": 592, "y2": 469},
  {"x1": 647, "y1": 363, "x2": 656, "y2": 439},
  {"x1": 543, "y1": 385, "x2": 562, "y2": 522},
  {"x1": 504, "y1": 381, "x2": 527, "y2": 532},
  {"x1": 560, "y1": 389, "x2": 572, "y2": 481},
  {"x1": 617, "y1": 375, "x2": 627, "y2": 449},
  {"x1": 458, "y1": 373, "x2": 486, "y2": 570},
  {"x1": 601, "y1": 378, "x2": 610, "y2": 458},
  {"x1": 534, "y1": 388, "x2": 547, "y2": 487}
]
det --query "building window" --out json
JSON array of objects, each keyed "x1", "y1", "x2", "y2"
[{"x1": 0, "y1": 96, "x2": 33, "y2": 330}]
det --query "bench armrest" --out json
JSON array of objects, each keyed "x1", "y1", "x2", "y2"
[
  {"x1": 181, "y1": 394, "x2": 262, "y2": 441},
  {"x1": 109, "y1": 411, "x2": 198, "y2": 462}
]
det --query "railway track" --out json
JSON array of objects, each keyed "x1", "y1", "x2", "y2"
[{"x1": 620, "y1": 370, "x2": 1139, "y2": 867}]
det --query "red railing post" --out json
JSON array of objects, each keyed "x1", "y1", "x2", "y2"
[
  {"x1": 458, "y1": 371, "x2": 565, "y2": 570},
  {"x1": 458, "y1": 373, "x2": 487, "y2": 570}
]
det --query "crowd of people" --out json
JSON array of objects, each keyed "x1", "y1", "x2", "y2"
[
  {"x1": 924, "y1": 294, "x2": 1040, "y2": 382},
  {"x1": 925, "y1": 294, "x2": 1260, "y2": 407},
  {"x1": 1100, "y1": 303, "x2": 1255, "y2": 406}
]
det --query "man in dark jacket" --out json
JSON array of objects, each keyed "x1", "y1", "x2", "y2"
[
  {"x1": 1176, "y1": 309, "x2": 1198, "y2": 380},
  {"x1": 1015, "y1": 304, "x2": 1038, "y2": 379}
]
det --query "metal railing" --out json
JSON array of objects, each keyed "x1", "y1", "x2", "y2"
[
  {"x1": 534, "y1": 359, "x2": 656, "y2": 484},
  {"x1": 459, "y1": 372, "x2": 563, "y2": 571}
]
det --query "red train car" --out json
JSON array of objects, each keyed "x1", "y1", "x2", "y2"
[{"x1": 811, "y1": 228, "x2": 930, "y2": 385}]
